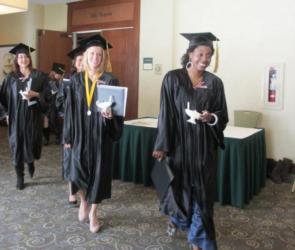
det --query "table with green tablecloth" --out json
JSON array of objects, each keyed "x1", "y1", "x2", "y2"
[{"x1": 112, "y1": 118, "x2": 266, "y2": 208}]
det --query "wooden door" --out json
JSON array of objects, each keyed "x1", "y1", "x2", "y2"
[
  {"x1": 98, "y1": 28, "x2": 137, "y2": 119},
  {"x1": 67, "y1": 0, "x2": 140, "y2": 119},
  {"x1": 37, "y1": 29, "x2": 73, "y2": 74}
]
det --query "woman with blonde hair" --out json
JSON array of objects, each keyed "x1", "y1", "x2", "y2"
[{"x1": 62, "y1": 34, "x2": 123, "y2": 233}]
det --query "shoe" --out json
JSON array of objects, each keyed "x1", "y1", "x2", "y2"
[
  {"x1": 89, "y1": 214, "x2": 103, "y2": 233},
  {"x1": 28, "y1": 163, "x2": 35, "y2": 178},
  {"x1": 68, "y1": 200, "x2": 78, "y2": 205},
  {"x1": 43, "y1": 128, "x2": 50, "y2": 145},
  {"x1": 16, "y1": 176, "x2": 24, "y2": 190},
  {"x1": 167, "y1": 221, "x2": 177, "y2": 237}
]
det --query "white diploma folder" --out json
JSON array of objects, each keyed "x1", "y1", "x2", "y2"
[{"x1": 96, "y1": 85, "x2": 128, "y2": 117}]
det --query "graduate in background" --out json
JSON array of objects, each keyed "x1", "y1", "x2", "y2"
[
  {"x1": 56, "y1": 45, "x2": 85, "y2": 206},
  {"x1": 62, "y1": 34, "x2": 123, "y2": 233},
  {"x1": 43, "y1": 63, "x2": 65, "y2": 145},
  {"x1": 0, "y1": 43, "x2": 50, "y2": 190},
  {"x1": 152, "y1": 33, "x2": 228, "y2": 250},
  {"x1": 68, "y1": 46, "x2": 84, "y2": 75}
]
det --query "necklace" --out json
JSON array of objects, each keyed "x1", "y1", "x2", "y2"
[
  {"x1": 84, "y1": 70, "x2": 102, "y2": 116},
  {"x1": 188, "y1": 71, "x2": 203, "y2": 88}
]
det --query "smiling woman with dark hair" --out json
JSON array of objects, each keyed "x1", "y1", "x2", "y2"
[
  {"x1": 153, "y1": 33, "x2": 228, "y2": 250},
  {"x1": 0, "y1": 43, "x2": 50, "y2": 190}
]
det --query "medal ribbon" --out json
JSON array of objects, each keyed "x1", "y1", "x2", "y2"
[{"x1": 84, "y1": 70, "x2": 102, "y2": 111}]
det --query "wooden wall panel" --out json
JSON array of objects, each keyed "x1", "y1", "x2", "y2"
[
  {"x1": 67, "y1": 0, "x2": 140, "y2": 119},
  {"x1": 37, "y1": 30, "x2": 72, "y2": 74}
]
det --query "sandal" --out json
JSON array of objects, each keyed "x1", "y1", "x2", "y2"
[{"x1": 167, "y1": 221, "x2": 177, "y2": 237}]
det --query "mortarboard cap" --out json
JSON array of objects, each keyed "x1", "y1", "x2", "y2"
[
  {"x1": 9, "y1": 43, "x2": 35, "y2": 55},
  {"x1": 181, "y1": 32, "x2": 219, "y2": 43},
  {"x1": 79, "y1": 34, "x2": 113, "y2": 50},
  {"x1": 67, "y1": 46, "x2": 85, "y2": 60},
  {"x1": 52, "y1": 62, "x2": 65, "y2": 75}
]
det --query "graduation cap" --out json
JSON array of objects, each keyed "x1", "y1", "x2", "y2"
[
  {"x1": 151, "y1": 159, "x2": 174, "y2": 200},
  {"x1": 79, "y1": 34, "x2": 113, "y2": 50},
  {"x1": 9, "y1": 43, "x2": 35, "y2": 55},
  {"x1": 52, "y1": 62, "x2": 65, "y2": 75},
  {"x1": 181, "y1": 32, "x2": 219, "y2": 44},
  {"x1": 67, "y1": 46, "x2": 85, "y2": 60},
  {"x1": 181, "y1": 32, "x2": 220, "y2": 72}
]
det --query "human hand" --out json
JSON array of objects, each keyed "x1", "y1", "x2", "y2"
[
  {"x1": 101, "y1": 107, "x2": 113, "y2": 119},
  {"x1": 152, "y1": 150, "x2": 166, "y2": 161},
  {"x1": 200, "y1": 110, "x2": 213, "y2": 123},
  {"x1": 64, "y1": 143, "x2": 71, "y2": 149},
  {"x1": 24, "y1": 90, "x2": 40, "y2": 100}
]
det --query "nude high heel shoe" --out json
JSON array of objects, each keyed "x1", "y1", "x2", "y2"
[{"x1": 89, "y1": 213, "x2": 103, "y2": 233}]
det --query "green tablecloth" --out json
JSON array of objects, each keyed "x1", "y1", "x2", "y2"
[
  {"x1": 216, "y1": 129, "x2": 266, "y2": 208},
  {"x1": 112, "y1": 123, "x2": 266, "y2": 208},
  {"x1": 112, "y1": 124, "x2": 157, "y2": 186}
]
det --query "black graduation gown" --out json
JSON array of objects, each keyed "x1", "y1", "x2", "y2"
[
  {"x1": 0, "y1": 102, "x2": 5, "y2": 120},
  {"x1": 47, "y1": 79, "x2": 62, "y2": 138},
  {"x1": 56, "y1": 77, "x2": 72, "y2": 180},
  {"x1": 0, "y1": 70, "x2": 50, "y2": 166},
  {"x1": 153, "y1": 68, "x2": 228, "y2": 240},
  {"x1": 62, "y1": 72, "x2": 123, "y2": 204}
]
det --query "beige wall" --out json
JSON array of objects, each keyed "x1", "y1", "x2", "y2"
[
  {"x1": 0, "y1": 3, "x2": 44, "y2": 65},
  {"x1": 138, "y1": 0, "x2": 174, "y2": 117},
  {"x1": 0, "y1": 3, "x2": 67, "y2": 64},
  {"x1": 44, "y1": 4, "x2": 67, "y2": 31}
]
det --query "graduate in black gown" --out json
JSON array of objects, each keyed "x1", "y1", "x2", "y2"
[
  {"x1": 62, "y1": 34, "x2": 123, "y2": 233},
  {"x1": 152, "y1": 33, "x2": 228, "y2": 250},
  {"x1": 0, "y1": 43, "x2": 50, "y2": 190},
  {"x1": 43, "y1": 62, "x2": 65, "y2": 145},
  {"x1": 56, "y1": 45, "x2": 84, "y2": 205}
]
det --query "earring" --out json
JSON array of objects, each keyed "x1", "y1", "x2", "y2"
[{"x1": 186, "y1": 61, "x2": 192, "y2": 70}]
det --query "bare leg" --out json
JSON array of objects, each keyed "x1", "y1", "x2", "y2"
[
  {"x1": 89, "y1": 204, "x2": 102, "y2": 233},
  {"x1": 78, "y1": 191, "x2": 89, "y2": 222},
  {"x1": 68, "y1": 183, "x2": 77, "y2": 203},
  {"x1": 192, "y1": 245, "x2": 201, "y2": 250}
]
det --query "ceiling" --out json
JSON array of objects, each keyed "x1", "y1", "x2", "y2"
[{"x1": 29, "y1": 0, "x2": 82, "y2": 5}]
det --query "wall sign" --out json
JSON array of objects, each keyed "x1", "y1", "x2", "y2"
[{"x1": 143, "y1": 57, "x2": 153, "y2": 70}]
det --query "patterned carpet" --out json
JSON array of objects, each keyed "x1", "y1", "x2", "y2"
[{"x1": 0, "y1": 126, "x2": 294, "y2": 250}]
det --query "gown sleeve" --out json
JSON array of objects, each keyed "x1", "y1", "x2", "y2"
[
  {"x1": 0, "y1": 102, "x2": 5, "y2": 120},
  {"x1": 0, "y1": 76, "x2": 9, "y2": 113},
  {"x1": 56, "y1": 80, "x2": 67, "y2": 117},
  {"x1": 61, "y1": 77, "x2": 74, "y2": 145},
  {"x1": 208, "y1": 78, "x2": 228, "y2": 149},
  {"x1": 37, "y1": 72, "x2": 51, "y2": 114},
  {"x1": 153, "y1": 71, "x2": 176, "y2": 154}
]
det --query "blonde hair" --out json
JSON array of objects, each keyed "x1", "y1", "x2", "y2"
[{"x1": 83, "y1": 46, "x2": 107, "y2": 73}]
